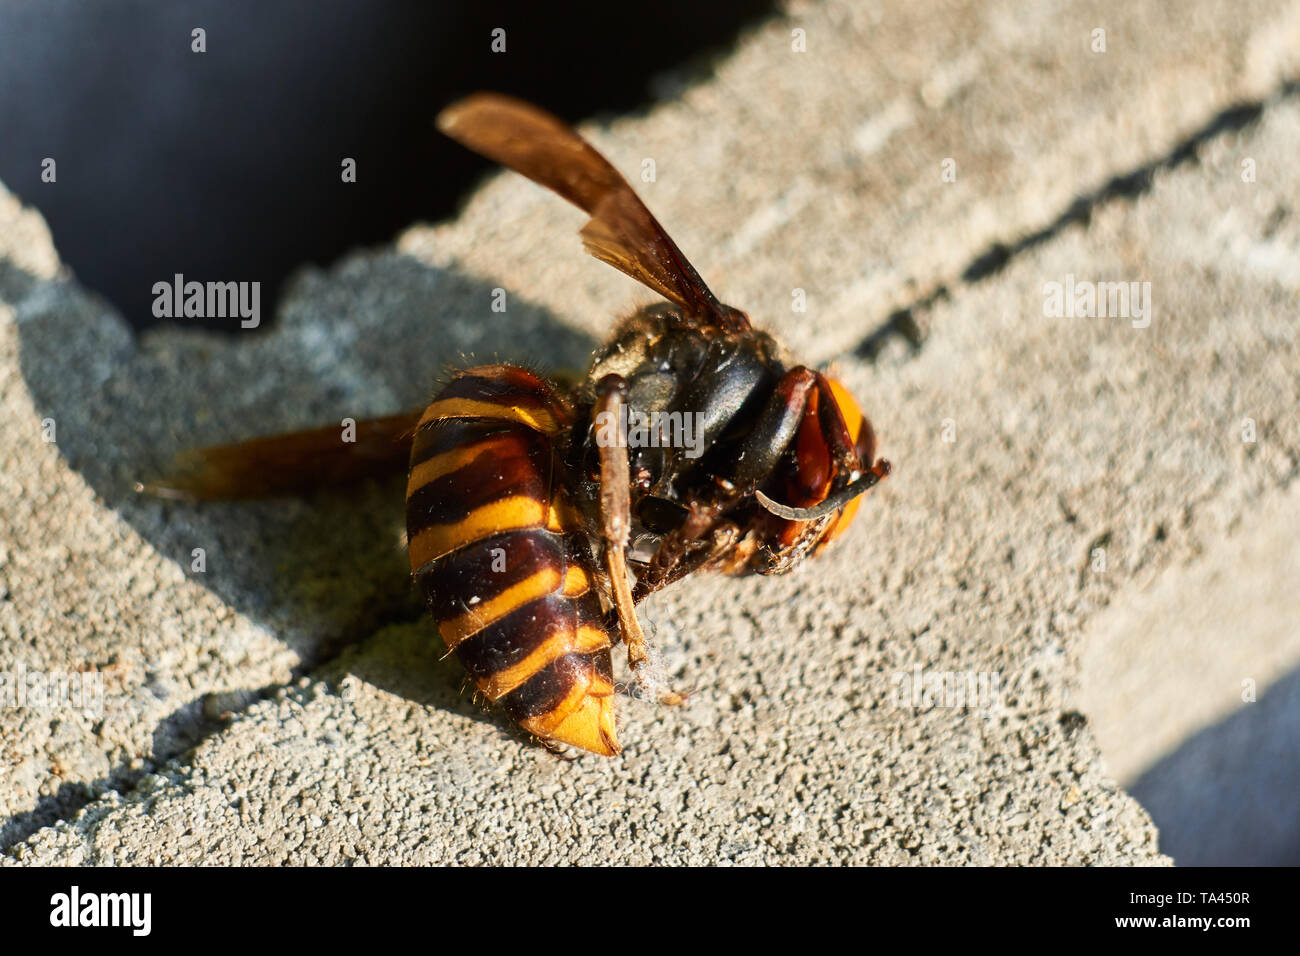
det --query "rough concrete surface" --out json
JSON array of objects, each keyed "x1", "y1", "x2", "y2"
[{"x1": 2, "y1": 0, "x2": 1298, "y2": 864}]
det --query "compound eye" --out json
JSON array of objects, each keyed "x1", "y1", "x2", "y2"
[
  {"x1": 790, "y1": 398, "x2": 833, "y2": 503},
  {"x1": 788, "y1": 377, "x2": 870, "y2": 503},
  {"x1": 824, "y1": 377, "x2": 873, "y2": 466}
]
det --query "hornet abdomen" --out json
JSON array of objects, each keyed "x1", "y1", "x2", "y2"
[{"x1": 404, "y1": 365, "x2": 619, "y2": 756}]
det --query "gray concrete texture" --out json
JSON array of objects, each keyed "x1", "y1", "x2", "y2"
[{"x1": 2, "y1": 0, "x2": 1298, "y2": 864}]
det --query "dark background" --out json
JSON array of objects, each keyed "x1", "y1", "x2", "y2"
[{"x1": 0, "y1": 0, "x2": 774, "y2": 332}]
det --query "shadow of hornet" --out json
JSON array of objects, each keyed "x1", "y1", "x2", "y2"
[
  {"x1": 11, "y1": 252, "x2": 601, "y2": 762},
  {"x1": 1129, "y1": 665, "x2": 1300, "y2": 867}
]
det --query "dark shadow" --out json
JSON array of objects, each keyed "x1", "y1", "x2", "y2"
[
  {"x1": 3, "y1": 252, "x2": 597, "y2": 847},
  {"x1": 0, "y1": 0, "x2": 778, "y2": 332},
  {"x1": 1129, "y1": 666, "x2": 1300, "y2": 866}
]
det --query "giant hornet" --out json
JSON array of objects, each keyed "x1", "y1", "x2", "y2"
[{"x1": 140, "y1": 94, "x2": 891, "y2": 756}]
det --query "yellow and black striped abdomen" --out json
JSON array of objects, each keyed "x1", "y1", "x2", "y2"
[{"x1": 405, "y1": 366, "x2": 619, "y2": 756}]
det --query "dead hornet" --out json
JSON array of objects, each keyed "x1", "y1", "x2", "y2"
[{"x1": 140, "y1": 93, "x2": 892, "y2": 756}]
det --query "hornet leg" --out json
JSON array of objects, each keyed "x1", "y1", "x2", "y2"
[
  {"x1": 592, "y1": 374, "x2": 694, "y2": 708},
  {"x1": 591, "y1": 374, "x2": 649, "y2": 669}
]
